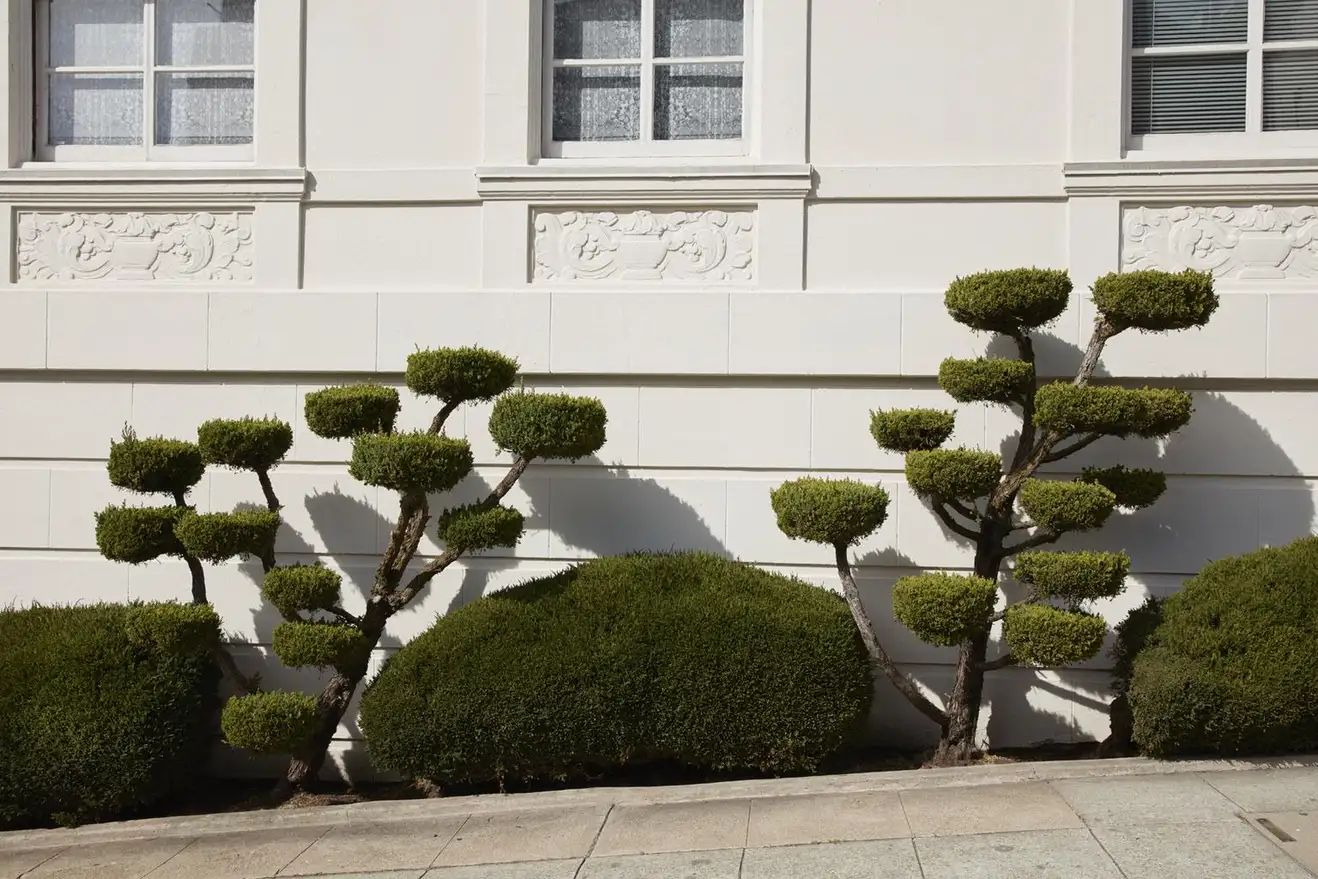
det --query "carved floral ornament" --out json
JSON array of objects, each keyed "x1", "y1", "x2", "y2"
[
  {"x1": 1122, "y1": 204, "x2": 1318, "y2": 280},
  {"x1": 16, "y1": 211, "x2": 254, "y2": 283},
  {"x1": 533, "y1": 208, "x2": 755, "y2": 282}
]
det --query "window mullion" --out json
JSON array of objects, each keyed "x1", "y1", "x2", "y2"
[
  {"x1": 640, "y1": 0, "x2": 655, "y2": 144},
  {"x1": 143, "y1": 0, "x2": 157, "y2": 158},
  {"x1": 1246, "y1": 0, "x2": 1265, "y2": 133}
]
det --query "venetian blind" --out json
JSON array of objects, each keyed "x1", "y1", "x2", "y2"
[{"x1": 1131, "y1": 53, "x2": 1248, "y2": 134}]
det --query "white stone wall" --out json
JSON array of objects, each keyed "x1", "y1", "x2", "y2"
[{"x1": 2, "y1": 0, "x2": 1317, "y2": 776}]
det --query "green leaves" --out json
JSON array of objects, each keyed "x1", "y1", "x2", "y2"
[
  {"x1": 1014, "y1": 551, "x2": 1130, "y2": 603},
  {"x1": 1004, "y1": 604, "x2": 1106, "y2": 666},
  {"x1": 892, "y1": 573, "x2": 997, "y2": 647},
  {"x1": 107, "y1": 430, "x2": 204, "y2": 496},
  {"x1": 350, "y1": 432, "x2": 474, "y2": 494},
  {"x1": 1080, "y1": 465, "x2": 1167, "y2": 510},
  {"x1": 488, "y1": 393, "x2": 607, "y2": 461},
  {"x1": 905, "y1": 449, "x2": 1001, "y2": 500},
  {"x1": 1034, "y1": 384, "x2": 1192, "y2": 439},
  {"x1": 95, "y1": 505, "x2": 186, "y2": 563},
  {"x1": 770, "y1": 478, "x2": 890, "y2": 547},
  {"x1": 944, "y1": 268, "x2": 1071, "y2": 334},
  {"x1": 124, "y1": 603, "x2": 221, "y2": 656},
  {"x1": 406, "y1": 347, "x2": 519, "y2": 404},
  {"x1": 272, "y1": 622, "x2": 366, "y2": 670},
  {"x1": 304, "y1": 385, "x2": 400, "y2": 439},
  {"x1": 938, "y1": 358, "x2": 1034, "y2": 404},
  {"x1": 221, "y1": 691, "x2": 320, "y2": 755},
  {"x1": 1092, "y1": 269, "x2": 1217, "y2": 332},
  {"x1": 1018, "y1": 479, "x2": 1116, "y2": 533},
  {"x1": 197, "y1": 417, "x2": 292, "y2": 472},
  {"x1": 437, "y1": 503, "x2": 526, "y2": 554},
  {"x1": 870, "y1": 408, "x2": 956, "y2": 453},
  {"x1": 261, "y1": 565, "x2": 343, "y2": 618},
  {"x1": 174, "y1": 510, "x2": 281, "y2": 564}
]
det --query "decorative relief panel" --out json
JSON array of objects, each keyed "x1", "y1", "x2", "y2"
[
  {"x1": 1123, "y1": 204, "x2": 1318, "y2": 280},
  {"x1": 16, "y1": 211, "x2": 254, "y2": 283},
  {"x1": 533, "y1": 208, "x2": 754, "y2": 282}
]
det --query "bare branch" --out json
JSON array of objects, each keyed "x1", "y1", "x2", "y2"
[
  {"x1": 932, "y1": 500, "x2": 981, "y2": 542},
  {"x1": 1042, "y1": 432, "x2": 1104, "y2": 464},
  {"x1": 946, "y1": 498, "x2": 979, "y2": 523},
  {"x1": 1002, "y1": 528, "x2": 1061, "y2": 556},
  {"x1": 213, "y1": 644, "x2": 261, "y2": 694},
  {"x1": 980, "y1": 652, "x2": 1017, "y2": 672},
  {"x1": 256, "y1": 468, "x2": 281, "y2": 512},
  {"x1": 1007, "y1": 331, "x2": 1039, "y2": 474},
  {"x1": 429, "y1": 399, "x2": 461, "y2": 435},
  {"x1": 325, "y1": 606, "x2": 363, "y2": 627}
]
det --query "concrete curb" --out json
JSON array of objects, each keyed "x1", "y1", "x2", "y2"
[{"x1": 5, "y1": 754, "x2": 1317, "y2": 849}]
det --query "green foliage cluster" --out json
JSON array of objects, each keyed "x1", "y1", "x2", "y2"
[
  {"x1": 261, "y1": 565, "x2": 343, "y2": 618},
  {"x1": 406, "y1": 347, "x2": 519, "y2": 403},
  {"x1": 304, "y1": 385, "x2": 400, "y2": 439},
  {"x1": 938, "y1": 358, "x2": 1034, "y2": 404},
  {"x1": 175, "y1": 510, "x2": 281, "y2": 564},
  {"x1": 770, "y1": 478, "x2": 890, "y2": 547},
  {"x1": 197, "y1": 417, "x2": 293, "y2": 471},
  {"x1": 95, "y1": 505, "x2": 186, "y2": 563},
  {"x1": 1014, "y1": 551, "x2": 1130, "y2": 603},
  {"x1": 1092, "y1": 269, "x2": 1218, "y2": 332},
  {"x1": 1018, "y1": 479, "x2": 1116, "y2": 532},
  {"x1": 437, "y1": 503, "x2": 525, "y2": 554},
  {"x1": 944, "y1": 268, "x2": 1071, "y2": 334},
  {"x1": 905, "y1": 449, "x2": 1001, "y2": 500},
  {"x1": 1129, "y1": 537, "x2": 1318, "y2": 756},
  {"x1": 891, "y1": 574, "x2": 998, "y2": 647},
  {"x1": 1034, "y1": 383, "x2": 1192, "y2": 438},
  {"x1": 361, "y1": 553, "x2": 872, "y2": 785},
  {"x1": 349, "y1": 432, "x2": 474, "y2": 494},
  {"x1": 220, "y1": 691, "x2": 321, "y2": 756},
  {"x1": 0, "y1": 603, "x2": 218, "y2": 828},
  {"x1": 870, "y1": 408, "x2": 956, "y2": 453},
  {"x1": 272, "y1": 622, "x2": 365, "y2": 670},
  {"x1": 488, "y1": 393, "x2": 608, "y2": 461},
  {"x1": 107, "y1": 432, "x2": 204, "y2": 496},
  {"x1": 1003, "y1": 604, "x2": 1107, "y2": 666},
  {"x1": 1080, "y1": 465, "x2": 1166, "y2": 510}
]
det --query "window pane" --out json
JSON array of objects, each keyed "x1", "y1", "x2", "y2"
[
  {"x1": 552, "y1": 65, "x2": 640, "y2": 141},
  {"x1": 654, "y1": 62, "x2": 742, "y2": 140},
  {"x1": 1131, "y1": 54, "x2": 1246, "y2": 134},
  {"x1": 155, "y1": 72, "x2": 253, "y2": 145},
  {"x1": 656, "y1": 0, "x2": 743, "y2": 58},
  {"x1": 49, "y1": 0, "x2": 143, "y2": 67},
  {"x1": 1265, "y1": 0, "x2": 1318, "y2": 41},
  {"x1": 1131, "y1": 0, "x2": 1247, "y2": 47},
  {"x1": 49, "y1": 72, "x2": 142, "y2": 144},
  {"x1": 1265, "y1": 49, "x2": 1318, "y2": 129},
  {"x1": 156, "y1": 0, "x2": 255, "y2": 66},
  {"x1": 553, "y1": 0, "x2": 641, "y2": 59}
]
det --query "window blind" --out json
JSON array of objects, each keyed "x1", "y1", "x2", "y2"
[
  {"x1": 1264, "y1": 48, "x2": 1318, "y2": 128},
  {"x1": 1132, "y1": 0, "x2": 1248, "y2": 47},
  {"x1": 1265, "y1": 0, "x2": 1318, "y2": 41},
  {"x1": 1131, "y1": 53, "x2": 1248, "y2": 133}
]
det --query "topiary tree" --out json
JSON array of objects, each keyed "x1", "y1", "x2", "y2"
[{"x1": 771, "y1": 267, "x2": 1217, "y2": 764}]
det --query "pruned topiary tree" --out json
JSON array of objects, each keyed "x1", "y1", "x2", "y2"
[{"x1": 770, "y1": 267, "x2": 1217, "y2": 764}]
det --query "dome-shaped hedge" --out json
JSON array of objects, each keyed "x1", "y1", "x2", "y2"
[
  {"x1": 361, "y1": 553, "x2": 872, "y2": 785},
  {"x1": 1129, "y1": 536, "x2": 1318, "y2": 757}
]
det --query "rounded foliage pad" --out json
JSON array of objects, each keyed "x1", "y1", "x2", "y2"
[
  {"x1": 438, "y1": 503, "x2": 526, "y2": 554},
  {"x1": 95, "y1": 504, "x2": 186, "y2": 564},
  {"x1": 350, "y1": 432, "x2": 474, "y2": 494},
  {"x1": 1034, "y1": 383, "x2": 1192, "y2": 439},
  {"x1": 1092, "y1": 269, "x2": 1217, "y2": 332},
  {"x1": 221, "y1": 691, "x2": 320, "y2": 756},
  {"x1": 1004, "y1": 604, "x2": 1106, "y2": 666},
  {"x1": 488, "y1": 393, "x2": 607, "y2": 461},
  {"x1": 870, "y1": 408, "x2": 956, "y2": 453},
  {"x1": 406, "y1": 347, "x2": 519, "y2": 404},
  {"x1": 1014, "y1": 550, "x2": 1129, "y2": 603},
  {"x1": 272, "y1": 622, "x2": 365, "y2": 670},
  {"x1": 944, "y1": 268, "x2": 1071, "y2": 334},
  {"x1": 770, "y1": 478, "x2": 889, "y2": 547},
  {"x1": 197, "y1": 417, "x2": 293, "y2": 471},
  {"x1": 262, "y1": 564, "x2": 343, "y2": 618},
  {"x1": 174, "y1": 510, "x2": 281, "y2": 564},
  {"x1": 361, "y1": 552, "x2": 872, "y2": 785},
  {"x1": 304, "y1": 385, "x2": 400, "y2": 439},
  {"x1": 938, "y1": 358, "x2": 1034, "y2": 405},
  {"x1": 1080, "y1": 465, "x2": 1166, "y2": 510},
  {"x1": 892, "y1": 573, "x2": 997, "y2": 647},
  {"x1": 107, "y1": 430, "x2": 204, "y2": 496},
  {"x1": 905, "y1": 449, "x2": 1001, "y2": 500},
  {"x1": 124, "y1": 603, "x2": 222, "y2": 655},
  {"x1": 1018, "y1": 479, "x2": 1116, "y2": 533}
]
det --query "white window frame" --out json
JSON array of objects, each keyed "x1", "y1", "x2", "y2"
[
  {"x1": 1127, "y1": 0, "x2": 1318, "y2": 154},
  {"x1": 541, "y1": 0, "x2": 753, "y2": 159},
  {"x1": 33, "y1": 0, "x2": 255, "y2": 162}
]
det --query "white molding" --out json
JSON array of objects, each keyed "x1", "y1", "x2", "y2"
[
  {"x1": 814, "y1": 164, "x2": 1065, "y2": 200},
  {"x1": 1123, "y1": 204, "x2": 1318, "y2": 280},
  {"x1": 1, "y1": 0, "x2": 34, "y2": 167},
  {"x1": 0, "y1": 167, "x2": 308, "y2": 204},
  {"x1": 477, "y1": 163, "x2": 811, "y2": 201},
  {"x1": 1064, "y1": 159, "x2": 1318, "y2": 198},
  {"x1": 308, "y1": 169, "x2": 477, "y2": 203}
]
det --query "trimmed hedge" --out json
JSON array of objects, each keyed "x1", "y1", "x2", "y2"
[
  {"x1": 175, "y1": 510, "x2": 281, "y2": 563},
  {"x1": 304, "y1": 385, "x2": 400, "y2": 438},
  {"x1": 1014, "y1": 551, "x2": 1129, "y2": 603},
  {"x1": 95, "y1": 504, "x2": 186, "y2": 564},
  {"x1": 1092, "y1": 269, "x2": 1218, "y2": 332},
  {"x1": 944, "y1": 268, "x2": 1071, "y2": 334},
  {"x1": 221, "y1": 691, "x2": 320, "y2": 755},
  {"x1": 770, "y1": 478, "x2": 890, "y2": 547},
  {"x1": 1033, "y1": 384, "x2": 1192, "y2": 439},
  {"x1": 892, "y1": 574, "x2": 997, "y2": 647},
  {"x1": 361, "y1": 553, "x2": 872, "y2": 785},
  {"x1": 262, "y1": 564, "x2": 343, "y2": 617},
  {"x1": 1018, "y1": 479, "x2": 1116, "y2": 533},
  {"x1": 0, "y1": 603, "x2": 219, "y2": 828},
  {"x1": 406, "y1": 347, "x2": 519, "y2": 404},
  {"x1": 1128, "y1": 536, "x2": 1318, "y2": 756},
  {"x1": 349, "y1": 432, "x2": 474, "y2": 495},
  {"x1": 197, "y1": 417, "x2": 293, "y2": 472},
  {"x1": 938, "y1": 357, "x2": 1034, "y2": 405},
  {"x1": 905, "y1": 449, "x2": 1001, "y2": 500},
  {"x1": 870, "y1": 408, "x2": 956, "y2": 453},
  {"x1": 1080, "y1": 465, "x2": 1166, "y2": 510},
  {"x1": 437, "y1": 503, "x2": 526, "y2": 554},
  {"x1": 1003, "y1": 604, "x2": 1107, "y2": 667},
  {"x1": 487, "y1": 392, "x2": 607, "y2": 461},
  {"x1": 272, "y1": 622, "x2": 366, "y2": 670},
  {"x1": 107, "y1": 432, "x2": 204, "y2": 497}
]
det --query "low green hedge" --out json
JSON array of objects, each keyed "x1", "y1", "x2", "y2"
[
  {"x1": 1128, "y1": 536, "x2": 1318, "y2": 756},
  {"x1": 0, "y1": 603, "x2": 219, "y2": 828},
  {"x1": 361, "y1": 553, "x2": 872, "y2": 785}
]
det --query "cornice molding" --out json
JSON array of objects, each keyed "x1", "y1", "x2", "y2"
[
  {"x1": 0, "y1": 166, "x2": 308, "y2": 204},
  {"x1": 476, "y1": 163, "x2": 813, "y2": 201},
  {"x1": 1064, "y1": 159, "x2": 1318, "y2": 198}
]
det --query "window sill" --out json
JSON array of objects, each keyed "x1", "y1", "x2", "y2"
[
  {"x1": 1063, "y1": 157, "x2": 1318, "y2": 198},
  {"x1": 0, "y1": 165, "x2": 308, "y2": 204},
  {"x1": 475, "y1": 162, "x2": 812, "y2": 201}
]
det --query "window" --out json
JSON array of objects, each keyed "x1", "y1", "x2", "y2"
[
  {"x1": 35, "y1": 0, "x2": 255, "y2": 160},
  {"x1": 544, "y1": 0, "x2": 749, "y2": 158},
  {"x1": 1130, "y1": 0, "x2": 1318, "y2": 144}
]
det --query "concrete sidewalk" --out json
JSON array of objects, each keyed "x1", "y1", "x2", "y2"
[{"x1": 3, "y1": 757, "x2": 1317, "y2": 879}]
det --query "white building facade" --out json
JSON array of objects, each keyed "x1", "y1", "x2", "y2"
[{"x1": 2, "y1": 0, "x2": 1317, "y2": 775}]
